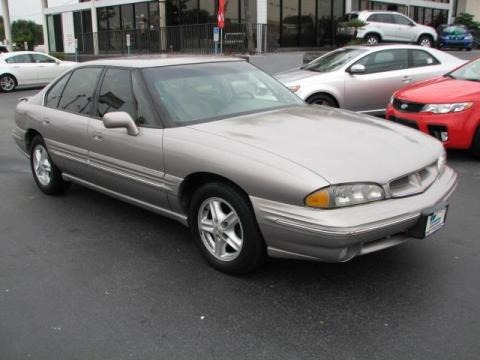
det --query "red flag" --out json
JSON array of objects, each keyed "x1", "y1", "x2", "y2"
[{"x1": 218, "y1": 0, "x2": 225, "y2": 29}]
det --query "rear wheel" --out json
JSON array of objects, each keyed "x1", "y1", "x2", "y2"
[
  {"x1": 189, "y1": 182, "x2": 266, "y2": 274},
  {"x1": 306, "y1": 93, "x2": 338, "y2": 108},
  {"x1": 418, "y1": 35, "x2": 433, "y2": 47},
  {"x1": 365, "y1": 34, "x2": 380, "y2": 46},
  {"x1": 30, "y1": 136, "x2": 70, "y2": 195},
  {"x1": 466, "y1": 47, "x2": 472, "y2": 52},
  {"x1": 0, "y1": 74, "x2": 16, "y2": 92},
  {"x1": 471, "y1": 128, "x2": 480, "y2": 158}
]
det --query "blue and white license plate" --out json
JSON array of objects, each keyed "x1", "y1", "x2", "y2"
[{"x1": 425, "y1": 207, "x2": 447, "y2": 237}]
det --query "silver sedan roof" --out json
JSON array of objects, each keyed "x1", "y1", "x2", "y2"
[{"x1": 81, "y1": 55, "x2": 244, "y2": 68}]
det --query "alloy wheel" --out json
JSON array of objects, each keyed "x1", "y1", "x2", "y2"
[
  {"x1": 0, "y1": 75, "x2": 15, "y2": 91},
  {"x1": 197, "y1": 197, "x2": 244, "y2": 261},
  {"x1": 32, "y1": 144, "x2": 52, "y2": 186},
  {"x1": 420, "y1": 38, "x2": 432, "y2": 47}
]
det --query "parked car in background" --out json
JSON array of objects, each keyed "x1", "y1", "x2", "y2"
[
  {"x1": 437, "y1": 25, "x2": 474, "y2": 51},
  {"x1": 0, "y1": 45, "x2": 8, "y2": 53},
  {"x1": 12, "y1": 57, "x2": 457, "y2": 274},
  {"x1": 275, "y1": 45, "x2": 464, "y2": 116},
  {"x1": 0, "y1": 51, "x2": 76, "y2": 92},
  {"x1": 340, "y1": 11, "x2": 438, "y2": 47},
  {"x1": 386, "y1": 58, "x2": 480, "y2": 157}
]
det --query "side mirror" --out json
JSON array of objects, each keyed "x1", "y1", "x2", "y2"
[
  {"x1": 349, "y1": 64, "x2": 366, "y2": 75},
  {"x1": 55, "y1": 59, "x2": 61, "y2": 64},
  {"x1": 103, "y1": 111, "x2": 139, "y2": 136}
]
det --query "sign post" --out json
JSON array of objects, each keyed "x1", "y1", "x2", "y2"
[
  {"x1": 24, "y1": 41, "x2": 28, "y2": 50},
  {"x1": 74, "y1": 38, "x2": 78, "y2": 62},
  {"x1": 126, "y1": 33, "x2": 131, "y2": 56},
  {"x1": 213, "y1": 27, "x2": 219, "y2": 54}
]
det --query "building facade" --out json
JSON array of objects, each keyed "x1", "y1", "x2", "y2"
[
  {"x1": 455, "y1": 0, "x2": 480, "y2": 21},
  {"x1": 43, "y1": 0, "x2": 460, "y2": 54}
]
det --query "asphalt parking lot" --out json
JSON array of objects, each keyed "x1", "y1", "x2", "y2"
[{"x1": 1, "y1": 53, "x2": 480, "y2": 359}]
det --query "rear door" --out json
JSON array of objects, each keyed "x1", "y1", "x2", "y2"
[
  {"x1": 368, "y1": 13, "x2": 397, "y2": 41},
  {"x1": 87, "y1": 67, "x2": 169, "y2": 209},
  {"x1": 4, "y1": 54, "x2": 38, "y2": 85},
  {"x1": 41, "y1": 66, "x2": 104, "y2": 177},
  {"x1": 344, "y1": 49, "x2": 410, "y2": 113},
  {"x1": 408, "y1": 49, "x2": 443, "y2": 81}
]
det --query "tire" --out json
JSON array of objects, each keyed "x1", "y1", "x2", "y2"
[
  {"x1": 306, "y1": 93, "x2": 338, "y2": 108},
  {"x1": 471, "y1": 128, "x2": 480, "y2": 158},
  {"x1": 30, "y1": 135, "x2": 70, "y2": 195},
  {"x1": 418, "y1": 35, "x2": 433, "y2": 47},
  {"x1": 467, "y1": 47, "x2": 472, "y2": 52},
  {"x1": 365, "y1": 33, "x2": 380, "y2": 46},
  {"x1": 189, "y1": 182, "x2": 266, "y2": 274},
  {"x1": 0, "y1": 74, "x2": 16, "y2": 92}
]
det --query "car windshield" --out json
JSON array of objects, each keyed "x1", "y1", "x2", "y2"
[
  {"x1": 142, "y1": 61, "x2": 304, "y2": 125},
  {"x1": 448, "y1": 58, "x2": 480, "y2": 82},
  {"x1": 301, "y1": 48, "x2": 367, "y2": 73},
  {"x1": 442, "y1": 26, "x2": 468, "y2": 35}
]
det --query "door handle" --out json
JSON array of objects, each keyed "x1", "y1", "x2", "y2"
[
  {"x1": 402, "y1": 76, "x2": 413, "y2": 83},
  {"x1": 42, "y1": 119, "x2": 50, "y2": 125},
  {"x1": 93, "y1": 134, "x2": 104, "y2": 142}
]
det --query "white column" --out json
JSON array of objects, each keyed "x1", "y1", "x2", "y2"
[
  {"x1": 91, "y1": 0, "x2": 99, "y2": 55},
  {"x1": 345, "y1": 0, "x2": 353, "y2": 13},
  {"x1": 1, "y1": 0, "x2": 13, "y2": 51},
  {"x1": 256, "y1": 0, "x2": 267, "y2": 53},
  {"x1": 40, "y1": 0, "x2": 49, "y2": 52},
  {"x1": 159, "y1": 0, "x2": 166, "y2": 51}
]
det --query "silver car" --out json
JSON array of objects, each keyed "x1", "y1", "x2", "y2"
[
  {"x1": 13, "y1": 57, "x2": 457, "y2": 274},
  {"x1": 276, "y1": 45, "x2": 465, "y2": 116}
]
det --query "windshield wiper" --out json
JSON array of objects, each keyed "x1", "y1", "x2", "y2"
[
  {"x1": 445, "y1": 74, "x2": 456, "y2": 79},
  {"x1": 463, "y1": 78, "x2": 480, "y2": 82}
]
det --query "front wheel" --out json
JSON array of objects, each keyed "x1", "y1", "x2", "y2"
[
  {"x1": 471, "y1": 128, "x2": 480, "y2": 158},
  {"x1": 365, "y1": 34, "x2": 380, "y2": 46},
  {"x1": 418, "y1": 35, "x2": 433, "y2": 47},
  {"x1": 189, "y1": 182, "x2": 266, "y2": 274},
  {"x1": 0, "y1": 74, "x2": 16, "y2": 92},
  {"x1": 306, "y1": 93, "x2": 338, "y2": 108},
  {"x1": 30, "y1": 136, "x2": 70, "y2": 195}
]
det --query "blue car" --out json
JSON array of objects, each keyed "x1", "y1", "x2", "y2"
[{"x1": 438, "y1": 25, "x2": 473, "y2": 51}]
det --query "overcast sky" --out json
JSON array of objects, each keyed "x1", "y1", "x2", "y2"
[{"x1": 0, "y1": 0, "x2": 77, "y2": 24}]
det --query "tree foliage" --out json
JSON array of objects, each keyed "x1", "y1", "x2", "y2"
[
  {"x1": 455, "y1": 12, "x2": 480, "y2": 30},
  {"x1": 12, "y1": 20, "x2": 44, "y2": 50}
]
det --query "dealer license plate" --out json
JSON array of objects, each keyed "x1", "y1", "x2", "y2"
[{"x1": 425, "y1": 208, "x2": 447, "y2": 237}]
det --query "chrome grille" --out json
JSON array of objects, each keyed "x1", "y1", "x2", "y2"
[{"x1": 388, "y1": 163, "x2": 438, "y2": 198}]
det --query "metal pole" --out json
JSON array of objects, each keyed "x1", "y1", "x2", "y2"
[
  {"x1": 220, "y1": 28, "x2": 223, "y2": 54},
  {"x1": 1, "y1": 0, "x2": 13, "y2": 51},
  {"x1": 91, "y1": 0, "x2": 99, "y2": 55}
]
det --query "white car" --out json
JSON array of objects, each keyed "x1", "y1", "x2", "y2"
[
  {"x1": 341, "y1": 11, "x2": 438, "y2": 47},
  {"x1": 276, "y1": 45, "x2": 465, "y2": 116},
  {"x1": 0, "y1": 51, "x2": 76, "y2": 92}
]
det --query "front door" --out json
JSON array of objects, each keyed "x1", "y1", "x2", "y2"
[
  {"x1": 31, "y1": 53, "x2": 62, "y2": 83},
  {"x1": 87, "y1": 67, "x2": 169, "y2": 210},
  {"x1": 344, "y1": 49, "x2": 411, "y2": 114}
]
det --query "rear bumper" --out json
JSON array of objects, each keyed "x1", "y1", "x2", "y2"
[
  {"x1": 12, "y1": 126, "x2": 28, "y2": 157},
  {"x1": 385, "y1": 105, "x2": 478, "y2": 149},
  {"x1": 251, "y1": 167, "x2": 457, "y2": 262}
]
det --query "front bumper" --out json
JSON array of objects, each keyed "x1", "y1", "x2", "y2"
[
  {"x1": 385, "y1": 105, "x2": 477, "y2": 149},
  {"x1": 251, "y1": 166, "x2": 457, "y2": 262}
]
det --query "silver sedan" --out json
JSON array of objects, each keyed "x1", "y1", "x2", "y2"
[
  {"x1": 13, "y1": 57, "x2": 457, "y2": 274},
  {"x1": 275, "y1": 45, "x2": 465, "y2": 116}
]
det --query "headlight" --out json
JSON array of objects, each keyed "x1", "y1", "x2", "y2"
[
  {"x1": 438, "y1": 148, "x2": 447, "y2": 175},
  {"x1": 305, "y1": 183, "x2": 385, "y2": 209},
  {"x1": 288, "y1": 85, "x2": 300, "y2": 93},
  {"x1": 421, "y1": 102, "x2": 473, "y2": 114}
]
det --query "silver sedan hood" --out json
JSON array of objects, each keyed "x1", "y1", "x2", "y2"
[
  {"x1": 189, "y1": 106, "x2": 442, "y2": 185},
  {"x1": 275, "y1": 68, "x2": 315, "y2": 83}
]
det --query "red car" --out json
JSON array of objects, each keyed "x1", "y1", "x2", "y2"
[{"x1": 386, "y1": 58, "x2": 480, "y2": 157}]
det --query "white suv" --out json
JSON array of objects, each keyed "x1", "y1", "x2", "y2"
[{"x1": 343, "y1": 11, "x2": 438, "y2": 47}]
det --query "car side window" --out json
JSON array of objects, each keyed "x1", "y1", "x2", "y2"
[
  {"x1": 31, "y1": 54, "x2": 56, "y2": 63},
  {"x1": 132, "y1": 71, "x2": 156, "y2": 127},
  {"x1": 367, "y1": 14, "x2": 379, "y2": 22},
  {"x1": 393, "y1": 15, "x2": 413, "y2": 26},
  {"x1": 5, "y1": 54, "x2": 32, "y2": 64},
  {"x1": 58, "y1": 67, "x2": 103, "y2": 116},
  {"x1": 96, "y1": 68, "x2": 136, "y2": 121},
  {"x1": 355, "y1": 50, "x2": 409, "y2": 74},
  {"x1": 410, "y1": 50, "x2": 440, "y2": 68},
  {"x1": 45, "y1": 73, "x2": 71, "y2": 108},
  {"x1": 370, "y1": 14, "x2": 395, "y2": 24}
]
